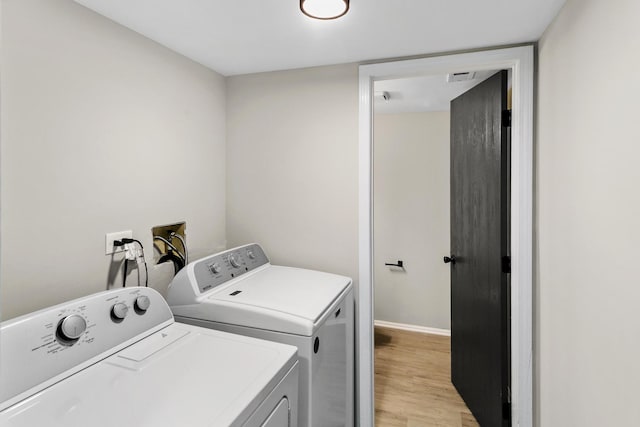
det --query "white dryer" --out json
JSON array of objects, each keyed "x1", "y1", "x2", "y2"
[
  {"x1": 167, "y1": 244, "x2": 354, "y2": 427},
  {"x1": 0, "y1": 287, "x2": 298, "y2": 427}
]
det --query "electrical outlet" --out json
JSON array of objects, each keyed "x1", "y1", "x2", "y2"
[{"x1": 105, "y1": 230, "x2": 133, "y2": 255}]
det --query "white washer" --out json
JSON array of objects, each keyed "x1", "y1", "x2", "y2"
[
  {"x1": 167, "y1": 244, "x2": 354, "y2": 427},
  {"x1": 0, "y1": 287, "x2": 299, "y2": 427}
]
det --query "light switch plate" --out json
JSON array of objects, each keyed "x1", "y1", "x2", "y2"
[{"x1": 105, "y1": 230, "x2": 133, "y2": 255}]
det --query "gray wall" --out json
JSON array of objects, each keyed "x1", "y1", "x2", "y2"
[
  {"x1": 536, "y1": 0, "x2": 640, "y2": 425},
  {"x1": 1, "y1": 0, "x2": 227, "y2": 320},
  {"x1": 226, "y1": 64, "x2": 359, "y2": 283},
  {"x1": 374, "y1": 112, "x2": 451, "y2": 330}
]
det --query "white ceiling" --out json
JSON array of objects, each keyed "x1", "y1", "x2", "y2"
[
  {"x1": 73, "y1": 0, "x2": 565, "y2": 76},
  {"x1": 375, "y1": 70, "x2": 497, "y2": 114}
]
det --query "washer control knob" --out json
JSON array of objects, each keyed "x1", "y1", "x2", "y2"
[
  {"x1": 134, "y1": 295, "x2": 151, "y2": 313},
  {"x1": 228, "y1": 254, "x2": 240, "y2": 268},
  {"x1": 246, "y1": 250, "x2": 255, "y2": 260},
  {"x1": 111, "y1": 302, "x2": 129, "y2": 320},
  {"x1": 209, "y1": 263, "x2": 221, "y2": 274},
  {"x1": 57, "y1": 314, "x2": 87, "y2": 343}
]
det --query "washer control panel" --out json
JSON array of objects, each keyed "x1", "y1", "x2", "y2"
[
  {"x1": 193, "y1": 244, "x2": 269, "y2": 293},
  {"x1": 0, "y1": 287, "x2": 172, "y2": 411}
]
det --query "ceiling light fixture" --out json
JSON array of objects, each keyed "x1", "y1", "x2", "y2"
[{"x1": 300, "y1": 0, "x2": 350, "y2": 20}]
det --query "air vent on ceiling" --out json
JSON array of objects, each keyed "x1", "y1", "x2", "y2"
[{"x1": 446, "y1": 72, "x2": 476, "y2": 82}]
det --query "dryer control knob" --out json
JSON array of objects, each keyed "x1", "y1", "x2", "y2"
[
  {"x1": 228, "y1": 254, "x2": 240, "y2": 268},
  {"x1": 57, "y1": 314, "x2": 87, "y2": 343},
  {"x1": 134, "y1": 295, "x2": 151, "y2": 313},
  {"x1": 111, "y1": 302, "x2": 129, "y2": 320},
  {"x1": 209, "y1": 263, "x2": 221, "y2": 274},
  {"x1": 246, "y1": 250, "x2": 255, "y2": 260}
]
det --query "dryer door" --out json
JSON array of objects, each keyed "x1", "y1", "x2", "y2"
[{"x1": 261, "y1": 398, "x2": 289, "y2": 427}]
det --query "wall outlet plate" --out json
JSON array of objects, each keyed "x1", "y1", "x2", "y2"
[{"x1": 105, "y1": 230, "x2": 133, "y2": 255}]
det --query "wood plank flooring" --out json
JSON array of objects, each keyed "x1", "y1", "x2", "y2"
[{"x1": 374, "y1": 326, "x2": 480, "y2": 427}]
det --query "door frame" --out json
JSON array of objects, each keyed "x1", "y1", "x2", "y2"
[{"x1": 357, "y1": 45, "x2": 534, "y2": 427}]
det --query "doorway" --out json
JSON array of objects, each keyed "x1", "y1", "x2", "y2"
[
  {"x1": 372, "y1": 70, "x2": 504, "y2": 426},
  {"x1": 357, "y1": 46, "x2": 534, "y2": 427}
]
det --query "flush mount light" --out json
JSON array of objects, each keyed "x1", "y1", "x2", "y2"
[{"x1": 300, "y1": 0, "x2": 350, "y2": 20}]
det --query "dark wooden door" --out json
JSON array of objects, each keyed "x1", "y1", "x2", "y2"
[{"x1": 449, "y1": 70, "x2": 511, "y2": 427}]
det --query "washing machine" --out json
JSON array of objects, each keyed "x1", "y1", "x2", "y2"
[
  {"x1": 0, "y1": 287, "x2": 299, "y2": 427},
  {"x1": 167, "y1": 243, "x2": 354, "y2": 427}
]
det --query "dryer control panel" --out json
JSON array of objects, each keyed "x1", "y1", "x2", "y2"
[
  {"x1": 192, "y1": 244, "x2": 269, "y2": 293},
  {"x1": 0, "y1": 287, "x2": 173, "y2": 411}
]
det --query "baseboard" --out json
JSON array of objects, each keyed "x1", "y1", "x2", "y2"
[{"x1": 374, "y1": 320, "x2": 451, "y2": 337}]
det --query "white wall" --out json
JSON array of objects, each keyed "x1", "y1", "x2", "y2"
[
  {"x1": 373, "y1": 112, "x2": 450, "y2": 330},
  {"x1": 226, "y1": 64, "x2": 359, "y2": 283},
  {"x1": 537, "y1": 0, "x2": 640, "y2": 425},
  {"x1": 0, "y1": 0, "x2": 227, "y2": 320}
]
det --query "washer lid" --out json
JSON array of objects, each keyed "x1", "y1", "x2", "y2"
[
  {"x1": 199, "y1": 266, "x2": 352, "y2": 335},
  {"x1": 0, "y1": 324, "x2": 297, "y2": 427}
]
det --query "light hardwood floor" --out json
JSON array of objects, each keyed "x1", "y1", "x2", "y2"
[{"x1": 374, "y1": 326, "x2": 480, "y2": 427}]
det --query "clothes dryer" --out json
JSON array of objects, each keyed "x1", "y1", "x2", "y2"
[
  {"x1": 0, "y1": 287, "x2": 298, "y2": 427},
  {"x1": 167, "y1": 244, "x2": 354, "y2": 427}
]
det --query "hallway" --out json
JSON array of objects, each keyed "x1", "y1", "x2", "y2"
[{"x1": 375, "y1": 326, "x2": 479, "y2": 426}]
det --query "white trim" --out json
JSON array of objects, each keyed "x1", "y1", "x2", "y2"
[
  {"x1": 357, "y1": 61, "x2": 374, "y2": 427},
  {"x1": 374, "y1": 320, "x2": 451, "y2": 337},
  {"x1": 358, "y1": 45, "x2": 534, "y2": 427}
]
